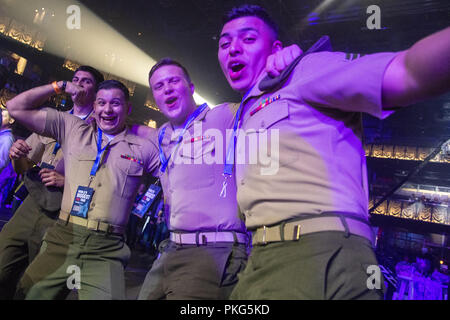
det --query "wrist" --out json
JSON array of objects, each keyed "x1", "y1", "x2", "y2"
[
  {"x1": 51, "y1": 81, "x2": 67, "y2": 94},
  {"x1": 51, "y1": 81, "x2": 62, "y2": 94}
]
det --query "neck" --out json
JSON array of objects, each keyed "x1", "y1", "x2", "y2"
[
  {"x1": 100, "y1": 125, "x2": 126, "y2": 136},
  {"x1": 73, "y1": 103, "x2": 93, "y2": 117},
  {"x1": 171, "y1": 119, "x2": 186, "y2": 130},
  {"x1": 171, "y1": 102, "x2": 200, "y2": 130}
]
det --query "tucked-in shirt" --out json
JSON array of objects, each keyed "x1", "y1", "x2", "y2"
[
  {"x1": 235, "y1": 51, "x2": 398, "y2": 229},
  {"x1": 156, "y1": 103, "x2": 246, "y2": 233},
  {"x1": 40, "y1": 108, "x2": 159, "y2": 227}
]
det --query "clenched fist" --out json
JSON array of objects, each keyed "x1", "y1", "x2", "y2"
[{"x1": 266, "y1": 44, "x2": 303, "y2": 78}]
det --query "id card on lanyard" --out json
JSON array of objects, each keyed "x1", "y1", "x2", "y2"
[
  {"x1": 220, "y1": 87, "x2": 254, "y2": 198},
  {"x1": 40, "y1": 140, "x2": 61, "y2": 170},
  {"x1": 132, "y1": 179, "x2": 162, "y2": 218},
  {"x1": 69, "y1": 127, "x2": 109, "y2": 218}
]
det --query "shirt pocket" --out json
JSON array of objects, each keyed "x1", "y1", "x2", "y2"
[
  {"x1": 179, "y1": 136, "x2": 216, "y2": 161},
  {"x1": 115, "y1": 157, "x2": 144, "y2": 199},
  {"x1": 171, "y1": 138, "x2": 216, "y2": 189},
  {"x1": 240, "y1": 100, "x2": 298, "y2": 169},
  {"x1": 70, "y1": 151, "x2": 97, "y2": 187}
]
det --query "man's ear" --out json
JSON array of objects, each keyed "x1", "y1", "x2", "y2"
[
  {"x1": 272, "y1": 40, "x2": 283, "y2": 53},
  {"x1": 190, "y1": 82, "x2": 195, "y2": 95}
]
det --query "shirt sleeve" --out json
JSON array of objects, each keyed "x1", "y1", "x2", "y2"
[
  {"x1": 42, "y1": 108, "x2": 84, "y2": 149},
  {"x1": 145, "y1": 130, "x2": 161, "y2": 177},
  {"x1": 24, "y1": 133, "x2": 45, "y2": 165},
  {"x1": 297, "y1": 51, "x2": 398, "y2": 119}
]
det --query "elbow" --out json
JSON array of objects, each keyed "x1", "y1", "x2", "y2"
[{"x1": 6, "y1": 100, "x2": 19, "y2": 119}]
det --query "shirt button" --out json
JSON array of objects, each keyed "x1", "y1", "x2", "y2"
[{"x1": 240, "y1": 179, "x2": 245, "y2": 185}]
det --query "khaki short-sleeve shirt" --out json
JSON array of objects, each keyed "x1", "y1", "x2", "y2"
[
  {"x1": 41, "y1": 108, "x2": 159, "y2": 227},
  {"x1": 235, "y1": 51, "x2": 398, "y2": 229},
  {"x1": 156, "y1": 103, "x2": 246, "y2": 233}
]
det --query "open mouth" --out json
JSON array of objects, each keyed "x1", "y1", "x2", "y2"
[
  {"x1": 165, "y1": 96, "x2": 178, "y2": 107},
  {"x1": 228, "y1": 62, "x2": 246, "y2": 80},
  {"x1": 101, "y1": 115, "x2": 117, "y2": 125}
]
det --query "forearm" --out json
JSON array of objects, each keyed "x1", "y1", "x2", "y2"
[
  {"x1": 383, "y1": 27, "x2": 450, "y2": 107},
  {"x1": 405, "y1": 27, "x2": 450, "y2": 97},
  {"x1": 6, "y1": 83, "x2": 57, "y2": 133}
]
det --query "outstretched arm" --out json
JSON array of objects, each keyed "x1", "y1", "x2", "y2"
[
  {"x1": 383, "y1": 27, "x2": 450, "y2": 108},
  {"x1": 6, "y1": 81, "x2": 87, "y2": 134}
]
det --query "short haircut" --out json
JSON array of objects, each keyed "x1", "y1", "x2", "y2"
[
  {"x1": 74, "y1": 65, "x2": 104, "y2": 88},
  {"x1": 0, "y1": 64, "x2": 8, "y2": 89},
  {"x1": 148, "y1": 58, "x2": 192, "y2": 83},
  {"x1": 222, "y1": 4, "x2": 279, "y2": 39},
  {"x1": 97, "y1": 80, "x2": 130, "y2": 101}
]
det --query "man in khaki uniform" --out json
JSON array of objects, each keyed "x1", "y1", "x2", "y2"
[
  {"x1": 217, "y1": 4, "x2": 450, "y2": 299},
  {"x1": 7, "y1": 79, "x2": 159, "y2": 299},
  {"x1": 136, "y1": 54, "x2": 299, "y2": 299},
  {"x1": 0, "y1": 66, "x2": 103, "y2": 299},
  {"x1": 137, "y1": 59, "x2": 248, "y2": 300}
]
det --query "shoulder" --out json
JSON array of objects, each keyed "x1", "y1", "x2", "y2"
[
  {"x1": 47, "y1": 107, "x2": 86, "y2": 127},
  {"x1": 126, "y1": 126, "x2": 158, "y2": 151},
  {"x1": 208, "y1": 102, "x2": 240, "y2": 119}
]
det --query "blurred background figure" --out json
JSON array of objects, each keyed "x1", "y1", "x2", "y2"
[{"x1": 0, "y1": 65, "x2": 16, "y2": 208}]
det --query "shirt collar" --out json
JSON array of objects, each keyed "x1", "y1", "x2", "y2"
[
  {"x1": 162, "y1": 105, "x2": 210, "y2": 143},
  {"x1": 242, "y1": 71, "x2": 268, "y2": 105}
]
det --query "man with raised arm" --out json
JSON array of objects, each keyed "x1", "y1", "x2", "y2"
[{"x1": 7, "y1": 79, "x2": 159, "y2": 299}]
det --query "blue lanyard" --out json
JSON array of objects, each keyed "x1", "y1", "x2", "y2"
[
  {"x1": 53, "y1": 109, "x2": 93, "y2": 155},
  {"x1": 89, "y1": 127, "x2": 110, "y2": 183},
  {"x1": 52, "y1": 142, "x2": 61, "y2": 155},
  {"x1": 223, "y1": 87, "x2": 254, "y2": 177},
  {"x1": 158, "y1": 103, "x2": 208, "y2": 173}
]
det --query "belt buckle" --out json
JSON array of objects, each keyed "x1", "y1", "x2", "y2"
[
  {"x1": 262, "y1": 226, "x2": 267, "y2": 245},
  {"x1": 175, "y1": 233, "x2": 182, "y2": 245},
  {"x1": 293, "y1": 224, "x2": 301, "y2": 241},
  {"x1": 89, "y1": 220, "x2": 100, "y2": 232}
]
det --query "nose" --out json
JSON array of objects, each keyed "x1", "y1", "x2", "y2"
[
  {"x1": 104, "y1": 102, "x2": 113, "y2": 113},
  {"x1": 164, "y1": 83, "x2": 174, "y2": 95},
  {"x1": 229, "y1": 38, "x2": 242, "y2": 56},
  {"x1": 72, "y1": 78, "x2": 83, "y2": 88}
]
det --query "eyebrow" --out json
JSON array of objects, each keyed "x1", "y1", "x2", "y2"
[{"x1": 219, "y1": 27, "x2": 259, "y2": 40}]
